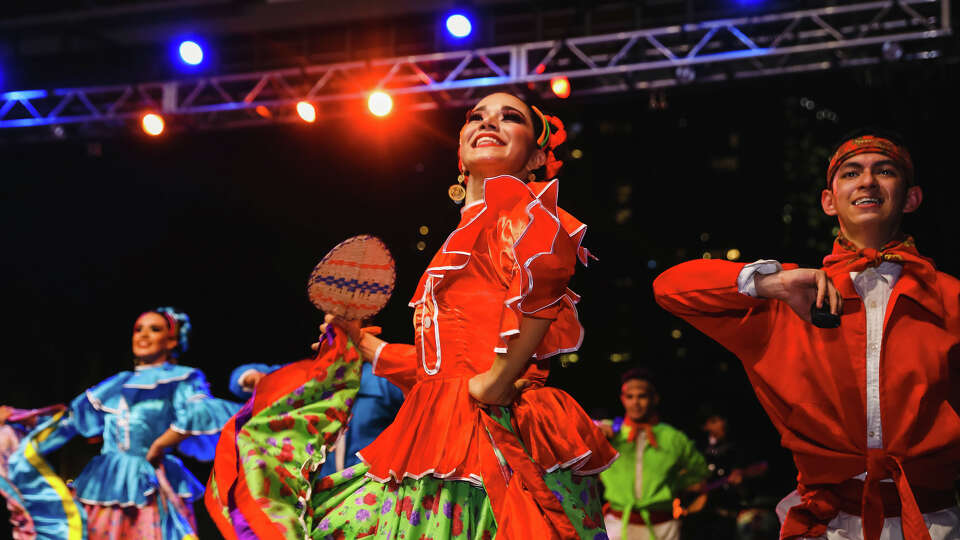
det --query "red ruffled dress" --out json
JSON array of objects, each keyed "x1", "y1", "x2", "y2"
[{"x1": 358, "y1": 175, "x2": 617, "y2": 532}]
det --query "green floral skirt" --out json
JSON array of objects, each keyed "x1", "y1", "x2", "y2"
[{"x1": 207, "y1": 334, "x2": 609, "y2": 540}]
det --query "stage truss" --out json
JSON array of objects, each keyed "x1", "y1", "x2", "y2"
[{"x1": 0, "y1": 0, "x2": 951, "y2": 135}]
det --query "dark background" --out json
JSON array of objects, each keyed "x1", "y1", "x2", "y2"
[{"x1": 2, "y1": 54, "x2": 959, "y2": 536}]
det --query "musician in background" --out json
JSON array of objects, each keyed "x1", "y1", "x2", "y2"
[
  {"x1": 596, "y1": 368, "x2": 709, "y2": 540},
  {"x1": 684, "y1": 407, "x2": 749, "y2": 540}
]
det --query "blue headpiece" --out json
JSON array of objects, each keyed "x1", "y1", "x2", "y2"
[{"x1": 152, "y1": 306, "x2": 191, "y2": 357}]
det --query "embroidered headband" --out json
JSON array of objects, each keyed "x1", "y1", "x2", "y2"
[{"x1": 826, "y1": 135, "x2": 915, "y2": 187}]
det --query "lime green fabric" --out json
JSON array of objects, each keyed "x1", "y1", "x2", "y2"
[
  {"x1": 306, "y1": 406, "x2": 608, "y2": 539},
  {"x1": 599, "y1": 422, "x2": 708, "y2": 514}
]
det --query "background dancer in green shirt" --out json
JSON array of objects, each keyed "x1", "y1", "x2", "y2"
[{"x1": 597, "y1": 368, "x2": 710, "y2": 540}]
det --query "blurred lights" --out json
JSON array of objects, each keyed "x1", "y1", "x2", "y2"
[
  {"x1": 676, "y1": 66, "x2": 696, "y2": 84},
  {"x1": 445, "y1": 14, "x2": 473, "y2": 38},
  {"x1": 671, "y1": 329, "x2": 683, "y2": 339},
  {"x1": 560, "y1": 353, "x2": 579, "y2": 367},
  {"x1": 570, "y1": 148, "x2": 583, "y2": 159},
  {"x1": 610, "y1": 352, "x2": 632, "y2": 363},
  {"x1": 726, "y1": 248, "x2": 741, "y2": 261},
  {"x1": 141, "y1": 113, "x2": 165, "y2": 136},
  {"x1": 178, "y1": 41, "x2": 204, "y2": 66},
  {"x1": 418, "y1": 225, "x2": 429, "y2": 236},
  {"x1": 368, "y1": 91, "x2": 393, "y2": 117},
  {"x1": 550, "y1": 76, "x2": 571, "y2": 99},
  {"x1": 296, "y1": 101, "x2": 317, "y2": 123},
  {"x1": 255, "y1": 105, "x2": 272, "y2": 119},
  {"x1": 702, "y1": 252, "x2": 712, "y2": 259},
  {"x1": 882, "y1": 41, "x2": 903, "y2": 61},
  {"x1": 416, "y1": 241, "x2": 426, "y2": 251}
]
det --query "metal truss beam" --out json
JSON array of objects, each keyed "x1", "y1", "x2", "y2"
[{"x1": 0, "y1": 0, "x2": 951, "y2": 135}]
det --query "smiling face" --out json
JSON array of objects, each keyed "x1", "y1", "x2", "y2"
[
  {"x1": 132, "y1": 312, "x2": 177, "y2": 361},
  {"x1": 458, "y1": 93, "x2": 545, "y2": 182},
  {"x1": 821, "y1": 152, "x2": 922, "y2": 248}
]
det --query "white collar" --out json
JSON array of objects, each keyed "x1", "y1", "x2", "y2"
[{"x1": 851, "y1": 261, "x2": 903, "y2": 286}]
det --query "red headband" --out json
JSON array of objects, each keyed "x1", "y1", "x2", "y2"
[
  {"x1": 826, "y1": 135, "x2": 914, "y2": 187},
  {"x1": 137, "y1": 311, "x2": 178, "y2": 338}
]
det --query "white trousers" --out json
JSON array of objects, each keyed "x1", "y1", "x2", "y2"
[
  {"x1": 776, "y1": 489, "x2": 960, "y2": 540},
  {"x1": 603, "y1": 513, "x2": 680, "y2": 540}
]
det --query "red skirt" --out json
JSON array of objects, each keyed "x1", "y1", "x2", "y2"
[{"x1": 358, "y1": 377, "x2": 617, "y2": 485}]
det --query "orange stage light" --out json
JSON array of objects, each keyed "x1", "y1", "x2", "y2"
[
  {"x1": 368, "y1": 91, "x2": 393, "y2": 117},
  {"x1": 550, "y1": 76, "x2": 571, "y2": 99},
  {"x1": 296, "y1": 101, "x2": 317, "y2": 123},
  {"x1": 141, "y1": 113, "x2": 165, "y2": 136}
]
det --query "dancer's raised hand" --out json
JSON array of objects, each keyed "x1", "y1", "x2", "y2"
[{"x1": 755, "y1": 268, "x2": 842, "y2": 323}]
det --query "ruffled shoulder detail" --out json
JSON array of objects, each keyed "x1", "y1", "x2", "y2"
[
  {"x1": 123, "y1": 363, "x2": 195, "y2": 389},
  {"x1": 79, "y1": 365, "x2": 192, "y2": 414},
  {"x1": 409, "y1": 176, "x2": 590, "y2": 306},
  {"x1": 408, "y1": 175, "x2": 532, "y2": 306},
  {"x1": 499, "y1": 179, "x2": 589, "y2": 359},
  {"x1": 81, "y1": 371, "x2": 135, "y2": 414},
  {"x1": 409, "y1": 176, "x2": 589, "y2": 359},
  {"x1": 173, "y1": 396, "x2": 242, "y2": 461}
]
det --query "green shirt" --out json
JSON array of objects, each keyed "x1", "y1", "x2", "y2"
[{"x1": 599, "y1": 421, "x2": 709, "y2": 514}]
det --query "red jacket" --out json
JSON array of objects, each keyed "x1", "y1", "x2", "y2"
[{"x1": 653, "y1": 258, "x2": 960, "y2": 540}]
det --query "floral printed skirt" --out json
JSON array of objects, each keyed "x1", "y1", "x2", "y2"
[
  {"x1": 207, "y1": 331, "x2": 609, "y2": 540},
  {"x1": 307, "y1": 418, "x2": 608, "y2": 539}
]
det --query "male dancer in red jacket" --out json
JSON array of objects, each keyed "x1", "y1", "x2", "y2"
[{"x1": 654, "y1": 129, "x2": 960, "y2": 540}]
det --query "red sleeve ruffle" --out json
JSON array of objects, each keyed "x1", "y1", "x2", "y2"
[
  {"x1": 408, "y1": 176, "x2": 591, "y2": 360},
  {"x1": 492, "y1": 178, "x2": 589, "y2": 359}
]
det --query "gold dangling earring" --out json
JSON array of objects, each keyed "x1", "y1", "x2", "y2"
[
  {"x1": 527, "y1": 171, "x2": 537, "y2": 182},
  {"x1": 448, "y1": 173, "x2": 466, "y2": 204}
]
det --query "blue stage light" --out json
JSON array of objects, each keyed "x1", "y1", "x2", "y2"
[
  {"x1": 445, "y1": 14, "x2": 473, "y2": 38},
  {"x1": 178, "y1": 41, "x2": 204, "y2": 65}
]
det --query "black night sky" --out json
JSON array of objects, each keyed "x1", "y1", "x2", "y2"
[{"x1": 2, "y1": 59, "x2": 959, "y2": 537}]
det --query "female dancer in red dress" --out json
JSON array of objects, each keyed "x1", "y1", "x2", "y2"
[{"x1": 208, "y1": 92, "x2": 617, "y2": 540}]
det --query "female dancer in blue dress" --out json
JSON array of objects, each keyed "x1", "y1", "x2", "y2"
[{"x1": 9, "y1": 307, "x2": 240, "y2": 540}]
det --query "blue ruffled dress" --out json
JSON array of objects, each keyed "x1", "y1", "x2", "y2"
[
  {"x1": 8, "y1": 363, "x2": 241, "y2": 540},
  {"x1": 73, "y1": 363, "x2": 239, "y2": 506}
]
